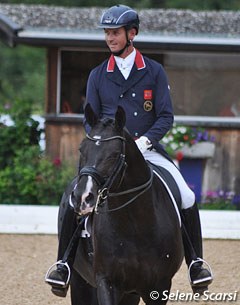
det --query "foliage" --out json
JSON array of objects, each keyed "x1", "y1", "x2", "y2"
[
  {"x1": 199, "y1": 190, "x2": 239, "y2": 210},
  {"x1": 160, "y1": 123, "x2": 215, "y2": 159},
  {"x1": 158, "y1": 0, "x2": 240, "y2": 10},
  {"x1": 0, "y1": 42, "x2": 46, "y2": 114},
  {"x1": 0, "y1": 147, "x2": 76, "y2": 205},
  {"x1": 1, "y1": 0, "x2": 240, "y2": 10},
  {"x1": 0, "y1": 99, "x2": 42, "y2": 169},
  {"x1": 0, "y1": 100, "x2": 76, "y2": 205},
  {"x1": 0, "y1": 0, "x2": 151, "y2": 8}
]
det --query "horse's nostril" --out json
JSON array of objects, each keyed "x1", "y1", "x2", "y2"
[{"x1": 86, "y1": 192, "x2": 94, "y2": 203}]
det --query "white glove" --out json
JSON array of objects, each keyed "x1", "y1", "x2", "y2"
[{"x1": 135, "y1": 136, "x2": 152, "y2": 154}]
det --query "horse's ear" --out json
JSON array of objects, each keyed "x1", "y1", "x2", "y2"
[
  {"x1": 84, "y1": 103, "x2": 98, "y2": 127},
  {"x1": 115, "y1": 106, "x2": 126, "y2": 131}
]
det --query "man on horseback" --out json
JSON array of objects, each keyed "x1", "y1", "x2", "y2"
[{"x1": 45, "y1": 4, "x2": 213, "y2": 297}]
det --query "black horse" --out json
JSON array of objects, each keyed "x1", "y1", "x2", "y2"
[{"x1": 58, "y1": 104, "x2": 184, "y2": 305}]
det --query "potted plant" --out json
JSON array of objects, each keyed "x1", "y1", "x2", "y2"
[
  {"x1": 161, "y1": 124, "x2": 216, "y2": 161},
  {"x1": 160, "y1": 124, "x2": 216, "y2": 202}
]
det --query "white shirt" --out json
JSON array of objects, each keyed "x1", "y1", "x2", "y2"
[{"x1": 114, "y1": 48, "x2": 136, "y2": 80}]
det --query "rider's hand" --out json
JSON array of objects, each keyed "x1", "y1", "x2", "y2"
[{"x1": 135, "y1": 136, "x2": 152, "y2": 154}]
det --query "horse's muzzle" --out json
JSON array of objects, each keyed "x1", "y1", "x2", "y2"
[
  {"x1": 78, "y1": 201, "x2": 94, "y2": 216},
  {"x1": 69, "y1": 188, "x2": 96, "y2": 216}
]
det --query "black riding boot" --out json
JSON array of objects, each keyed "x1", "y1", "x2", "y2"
[
  {"x1": 45, "y1": 204, "x2": 79, "y2": 297},
  {"x1": 182, "y1": 203, "x2": 213, "y2": 294}
]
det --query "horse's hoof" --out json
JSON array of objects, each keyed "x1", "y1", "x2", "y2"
[
  {"x1": 51, "y1": 286, "x2": 69, "y2": 298},
  {"x1": 192, "y1": 285, "x2": 208, "y2": 295}
]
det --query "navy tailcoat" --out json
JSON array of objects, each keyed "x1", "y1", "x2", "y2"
[{"x1": 85, "y1": 49, "x2": 174, "y2": 156}]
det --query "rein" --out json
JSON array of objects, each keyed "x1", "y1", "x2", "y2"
[
  {"x1": 96, "y1": 168, "x2": 153, "y2": 213},
  {"x1": 79, "y1": 133, "x2": 153, "y2": 214}
]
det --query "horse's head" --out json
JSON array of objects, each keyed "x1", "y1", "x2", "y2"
[{"x1": 70, "y1": 104, "x2": 128, "y2": 216}]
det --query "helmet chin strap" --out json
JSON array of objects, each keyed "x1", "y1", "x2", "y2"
[
  {"x1": 110, "y1": 28, "x2": 132, "y2": 57},
  {"x1": 111, "y1": 41, "x2": 131, "y2": 56}
]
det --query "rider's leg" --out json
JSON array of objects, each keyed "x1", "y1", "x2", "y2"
[
  {"x1": 182, "y1": 203, "x2": 213, "y2": 293},
  {"x1": 45, "y1": 203, "x2": 78, "y2": 297},
  {"x1": 143, "y1": 150, "x2": 213, "y2": 293}
]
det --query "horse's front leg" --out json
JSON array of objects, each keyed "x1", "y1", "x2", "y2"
[{"x1": 96, "y1": 277, "x2": 122, "y2": 305}]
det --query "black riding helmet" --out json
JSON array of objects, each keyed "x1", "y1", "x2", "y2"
[
  {"x1": 99, "y1": 4, "x2": 139, "y2": 33},
  {"x1": 99, "y1": 4, "x2": 140, "y2": 56}
]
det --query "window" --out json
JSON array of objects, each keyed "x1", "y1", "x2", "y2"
[
  {"x1": 165, "y1": 52, "x2": 240, "y2": 117},
  {"x1": 58, "y1": 49, "x2": 240, "y2": 120},
  {"x1": 58, "y1": 49, "x2": 108, "y2": 115}
]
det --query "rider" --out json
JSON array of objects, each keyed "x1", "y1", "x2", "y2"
[{"x1": 45, "y1": 4, "x2": 213, "y2": 297}]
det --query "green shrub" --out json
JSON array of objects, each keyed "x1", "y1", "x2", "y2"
[
  {"x1": 0, "y1": 99, "x2": 42, "y2": 169},
  {"x1": 0, "y1": 99, "x2": 76, "y2": 205},
  {"x1": 0, "y1": 146, "x2": 76, "y2": 205},
  {"x1": 198, "y1": 201, "x2": 237, "y2": 210}
]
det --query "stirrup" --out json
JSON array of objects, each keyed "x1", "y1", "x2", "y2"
[
  {"x1": 45, "y1": 260, "x2": 71, "y2": 287},
  {"x1": 188, "y1": 257, "x2": 213, "y2": 286}
]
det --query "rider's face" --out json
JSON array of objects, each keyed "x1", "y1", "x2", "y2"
[
  {"x1": 104, "y1": 27, "x2": 135, "y2": 58},
  {"x1": 104, "y1": 27, "x2": 127, "y2": 54}
]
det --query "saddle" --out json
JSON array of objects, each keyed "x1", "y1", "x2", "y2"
[{"x1": 147, "y1": 161, "x2": 182, "y2": 225}]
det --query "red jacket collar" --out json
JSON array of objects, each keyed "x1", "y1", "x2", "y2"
[{"x1": 107, "y1": 49, "x2": 146, "y2": 72}]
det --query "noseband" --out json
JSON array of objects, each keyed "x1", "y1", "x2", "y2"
[{"x1": 78, "y1": 133, "x2": 153, "y2": 213}]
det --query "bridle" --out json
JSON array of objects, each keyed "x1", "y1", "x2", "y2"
[
  {"x1": 79, "y1": 134, "x2": 126, "y2": 187},
  {"x1": 77, "y1": 133, "x2": 153, "y2": 214}
]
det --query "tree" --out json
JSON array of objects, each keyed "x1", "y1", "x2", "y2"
[
  {"x1": 153, "y1": 0, "x2": 240, "y2": 10},
  {"x1": 0, "y1": 42, "x2": 46, "y2": 113},
  {"x1": 1, "y1": 0, "x2": 240, "y2": 10}
]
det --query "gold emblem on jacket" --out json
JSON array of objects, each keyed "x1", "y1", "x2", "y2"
[{"x1": 143, "y1": 100, "x2": 153, "y2": 111}]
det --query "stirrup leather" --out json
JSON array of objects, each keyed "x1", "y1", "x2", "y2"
[
  {"x1": 188, "y1": 258, "x2": 213, "y2": 286},
  {"x1": 45, "y1": 260, "x2": 71, "y2": 287}
]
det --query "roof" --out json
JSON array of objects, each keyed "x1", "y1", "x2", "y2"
[{"x1": 0, "y1": 4, "x2": 240, "y2": 52}]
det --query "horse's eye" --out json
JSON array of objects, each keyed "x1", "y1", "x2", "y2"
[{"x1": 105, "y1": 155, "x2": 118, "y2": 163}]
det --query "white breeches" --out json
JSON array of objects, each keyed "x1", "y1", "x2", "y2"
[{"x1": 143, "y1": 150, "x2": 195, "y2": 209}]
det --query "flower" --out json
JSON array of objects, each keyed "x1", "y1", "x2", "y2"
[
  {"x1": 161, "y1": 124, "x2": 215, "y2": 158},
  {"x1": 200, "y1": 189, "x2": 238, "y2": 210},
  {"x1": 53, "y1": 157, "x2": 62, "y2": 167},
  {"x1": 175, "y1": 151, "x2": 184, "y2": 161}
]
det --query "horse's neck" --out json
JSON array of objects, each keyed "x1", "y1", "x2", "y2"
[
  {"x1": 100, "y1": 138, "x2": 151, "y2": 212},
  {"x1": 125, "y1": 145, "x2": 150, "y2": 187}
]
